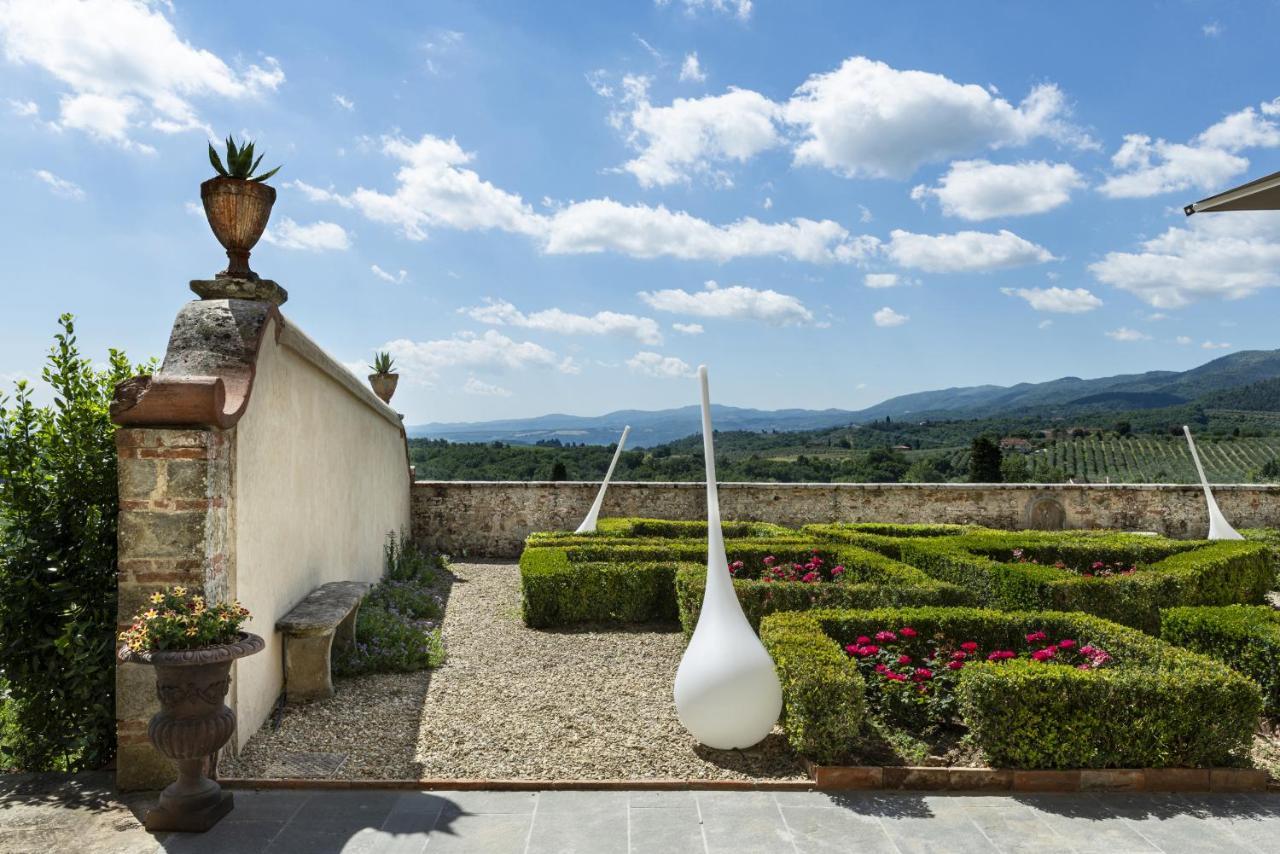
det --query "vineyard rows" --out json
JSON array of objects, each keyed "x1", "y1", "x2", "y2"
[{"x1": 932, "y1": 436, "x2": 1280, "y2": 483}]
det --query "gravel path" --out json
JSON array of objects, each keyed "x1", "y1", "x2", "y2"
[{"x1": 225, "y1": 561, "x2": 805, "y2": 782}]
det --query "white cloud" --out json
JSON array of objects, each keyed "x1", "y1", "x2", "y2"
[
  {"x1": 0, "y1": 0, "x2": 283, "y2": 149},
  {"x1": 885, "y1": 228, "x2": 1055, "y2": 273},
  {"x1": 673, "y1": 322, "x2": 704, "y2": 334},
  {"x1": 383, "y1": 330, "x2": 576, "y2": 382},
  {"x1": 656, "y1": 0, "x2": 751, "y2": 21},
  {"x1": 786, "y1": 57, "x2": 1090, "y2": 180},
  {"x1": 1203, "y1": 21, "x2": 1223, "y2": 37},
  {"x1": 463, "y1": 377, "x2": 511, "y2": 397},
  {"x1": 1090, "y1": 212, "x2": 1280, "y2": 307},
  {"x1": 1038, "y1": 320, "x2": 1053, "y2": 329},
  {"x1": 462, "y1": 298, "x2": 663, "y2": 345},
  {"x1": 1201, "y1": 340, "x2": 1231, "y2": 350},
  {"x1": 627, "y1": 351, "x2": 695, "y2": 378},
  {"x1": 679, "y1": 52, "x2": 706, "y2": 83},
  {"x1": 864, "y1": 273, "x2": 900, "y2": 289},
  {"x1": 262, "y1": 218, "x2": 351, "y2": 251},
  {"x1": 8, "y1": 98, "x2": 37, "y2": 116},
  {"x1": 1176, "y1": 336, "x2": 1192, "y2": 345},
  {"x1": 1001, "y1": 286, "x2": 1102, "y2": 313},
  {"x1": 33, "y1": 168, "x2": 83, "y2": 199},
  {"x1": 371, "y1": 264, "x2": 407, "y2": 284},
  {"x1": 1106, "y1": 327, "x2": 1151, "y2": 342},
  {"x1": 615, "y1": 76, "x2": 782, "y2": 187},
  {"x1": 873, "y1": 306, "x2": 908, "y2": 327},
  {"x1": 333, "y1": 93, "x2": 354, "y2": 111},
  {"x1": 1099, "y1": 101, "x2": 1280, "y2": 198},
  {"x1": 422, "y1": 29, "x2": 464, "y2": 76},
  {"x1": 911, "y1": 160, "x2": 1084, "y2": 220},
  {"x1": 639, "y1": 280, "x2": 814, "y2": 325}
]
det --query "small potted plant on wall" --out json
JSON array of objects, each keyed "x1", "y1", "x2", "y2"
[
  {"x1": 118, "y1": 588, "x2": 264, "y2": 832},
  {"x1": 369, "y1": 351, "x2": 399, "y2": 404},
  {"x1": 202, "y1": 136, "x2": 282, "y2": 281}
]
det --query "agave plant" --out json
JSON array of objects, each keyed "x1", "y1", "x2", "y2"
[
  {"x1": 207, "y1": 136, "x2": 281, "y2": 183},
  {"x1": 370, "y1": 351, "x2": 396, "y2": 374}
]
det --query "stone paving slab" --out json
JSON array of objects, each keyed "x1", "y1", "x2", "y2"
[{"x1": 5, "y1": 776, "x2": 1280, "y2": 853}]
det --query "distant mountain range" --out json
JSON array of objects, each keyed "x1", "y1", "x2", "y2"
[{"x1": 408, "y1": 349, "x2": 1280, "y2": 447}]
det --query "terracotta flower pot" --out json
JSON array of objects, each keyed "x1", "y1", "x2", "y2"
[
  {"x1": 201, "y1": 177, "x2": 276, "y2": 281},
  {"x1": 369, "y1": 372, "x2": 399, "y2": 404},
  {"x1": 119, "y1": 633, "x2": 265, "y2": 832}
]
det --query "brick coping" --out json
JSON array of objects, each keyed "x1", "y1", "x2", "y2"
[{"x1": 220, "y1": 763, "x2": 1274, "y2": 794}]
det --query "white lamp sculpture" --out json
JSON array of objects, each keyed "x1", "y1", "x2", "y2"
[
  {"x1": 1183, "y1": 425, "x2": 1244, "y2": 540},
  {"x1": 673, "y1": 365, "x2": 782, "y2": 749},
  {"x1": 575, "y1": 425, "x2": 631, "y2": 534}
]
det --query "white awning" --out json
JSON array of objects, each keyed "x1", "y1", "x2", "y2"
[{"x1": 1184, "y1": 168, "x2": 1280, "y2": 215}]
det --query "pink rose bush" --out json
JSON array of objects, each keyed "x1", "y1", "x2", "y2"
[
  {"x1": 1009, "y1": 549, "x2": 1136, "y2": 578},
  {"x1": 728, "y1": 549, "x2": 846, "y2": 584}
]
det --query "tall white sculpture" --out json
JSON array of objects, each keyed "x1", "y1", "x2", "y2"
[
  {"x1": 1183, "y1": 425, "x2": 1244, "y2": 540},
  {"x1": 673, "y1": 366, "x2": 782, "y2": 749},
  {"x1": 575, "y1": 425, "x2": 631, "y2": 534}
]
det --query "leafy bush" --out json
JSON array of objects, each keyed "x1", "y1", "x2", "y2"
[
  {"x1": 896, "y1": 532, "x2": 1272, "y2": 632},
  {"x1": 1162, "y1": 605, "x2": 1280, "y2": 717},
  {"x1": 520, "y1": 547, "x2": 684, "y2": 628},
  {"x1": 0, "y1": 316, "x2": 147, "y2": 771},
  {"x1": 524, "y1": 517, "x2": 796, "y2": 547},
  {"x1": 760, "y1": 607, "x2": 1260, "y2": 769}
]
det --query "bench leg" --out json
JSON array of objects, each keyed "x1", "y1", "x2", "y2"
[
  {"x1": 334, "y1": 602, "x2": 362, "y2": 653},
  {"x1": 282, "y1": 632, "x2": 336, "y2": 703}
]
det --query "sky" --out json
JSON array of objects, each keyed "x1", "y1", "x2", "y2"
[{"x1": 2, "y1": 0, "x2": 1280, "y2": 426}]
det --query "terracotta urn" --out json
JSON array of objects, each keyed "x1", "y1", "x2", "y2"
[
  {"x1": 119, "y1": 633, "x2": 265, "y2": 832},
  {"x1": 200, "y1": 177, "x2": 276, "y2": 281},
  {"x1": 369, "y1": 372, "x2": 399, "y2": 404}
]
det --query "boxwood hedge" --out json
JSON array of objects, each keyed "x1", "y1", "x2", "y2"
[
  {"x1": 519, "y1": 546, "x2": 689, "y2": 628},
  {"x1": 895, "y1": 532, "x2": 1271, "y2": 632},
  {"x1": 760, "y1": 606, "x2": 1261, "y2": 769},
  {"x1": 1162, "y1": 605, "x2": 1280, "y2": 717},
  {"x1": 525, "y1": 517, "x2": 796, "y2": 548}
]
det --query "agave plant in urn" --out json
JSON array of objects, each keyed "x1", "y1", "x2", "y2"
[
  {"x1": 368, "y1": 351, "x2": 400, "y2": 404},
  {"x1": 201, "y1": 136, "x2": 281, "y2": 282},
  {"x1": 118, "y1": 587, "x2": 264, "y2": 832}
]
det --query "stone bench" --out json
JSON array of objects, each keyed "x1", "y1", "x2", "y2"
[{"x1": 275, "y1": 581, "x2": 372, "y2": 703}]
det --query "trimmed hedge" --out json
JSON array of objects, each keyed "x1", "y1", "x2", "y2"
[
  {"x1": 674, "y1": 546, "x2": 973, "y2": 634},
  {"x1": 525, "y1": 517, "x2": 795, "y2": 548},
  {"x1": 1162, "y1": 605, "x2": 1280, "y2": 717},
  {"x1": 760, "y1": 606, "x2": 1261, "y2": 769},
  {"x1": 519, "y1": 547, "x2": 687, "y2": 627},
  {"x1": 896, "y1": 532, "x2": 1272, "y2": 632}
]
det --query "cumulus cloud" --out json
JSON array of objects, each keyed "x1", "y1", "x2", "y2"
[
  {"x1": 9, "y1": 98, "x2": 37, "y2": 116},
  {"x1": 885, "y1": 228, "x2": 1055, "y2": 273},
  {"x1": 371, "y1": 264, "x2": 407, "y2": 284},
  {"x1": 911, "y1": 160, "x2": 1084, "y2": 220},
  {"x1": 679, "y1": 52, "x2": 706, "y2": 83},
  {"x1": 0, "y1": 0, "x2": 284, "y2": 149},
  {"x1": 461, "y1": 298, "x2": 663, "y2": 345},
  {"x1": 873, "y1": 306, "x2": 908, "y2": 327},
  {"x1": 382, "y1": 330, "x2": 577, "y2": 382},
  {"x1": 463, "y1": 377, "x2": 512, "y2": 397},
  {"x1": 639, "y1": 280, "x2": 814, "y2": 325},
  {"x1": 262, "y1": 218, "x2": 351, "y2": 251},
  {"x1": 1090, "y1": 211, "x2": 1280, "y2": 307},
  {"x1": 1001, "y1": 286, "x2": 1102, "y2": 313},
  {"x1": 1106, "y1": 327, "x2": 1151, "y2": 342},
  {"x1": 305, "y1": 133, "x2": 872, "y2": 264},
  {"x1": 656, "y1": 0, "x2": 751, "y2": 21},
  {"x1": 1099, "y1": 100, "x2": 1280, "y2": 198},
  {"x1": 33, "y1": 168, "x2": 83, "y2": 199},
  {"x1": 673, "y1": 322, "x2": 704, "y2": 334},
  {"x1": 627, "y1": 351, "x2": 695, "y2": 378},
  {"x1": 1201, "y1": 340, "x2": 1231, "y2": 350},
  {"x1": 786, "y1": 57, "x2": 1091, "y2": 180}
]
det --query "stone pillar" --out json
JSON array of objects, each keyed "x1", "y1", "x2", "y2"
[{"x1": 115, "y1": 427, "x2": 233, "y2": 790}]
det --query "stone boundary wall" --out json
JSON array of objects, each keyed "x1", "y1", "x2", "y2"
[{"x1": 411, "y1": 480, "x2": 1280, "y2": 557}]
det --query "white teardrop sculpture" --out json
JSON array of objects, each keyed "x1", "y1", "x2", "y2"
[
  {"x1": 1184, "y1": 425, "x2": 1244, "y2": 540},
  {"x1": 673, "y1": 365, "x2": 782, "y2": 750},
  {"x1": 575, "y1": 425, "x2": 631, "y2": 534}
]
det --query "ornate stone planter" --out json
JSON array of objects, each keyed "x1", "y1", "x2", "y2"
[
  {"x1": 119, "y1": 633, "x2": 265, "y2": 832},
  {"x1": 369, "y1": 372, "x2": 399, "y2": 404},
  {"x1": 201, "y1": 177, "x2": 275, "y2": 281}
]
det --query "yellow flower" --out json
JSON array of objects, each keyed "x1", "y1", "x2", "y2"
[
  {"x1": 149, "y1": 592, "x2": 164, "y2": 604},
  {"x1": 144, "y1": 609, "x2": 158, "y2": 620},
  {"x1": 173, "y1": 586, "x2": 187, "y2": 597},
  {"x1": 185, "y1": 626, "x2": 198, "y2": 637}
]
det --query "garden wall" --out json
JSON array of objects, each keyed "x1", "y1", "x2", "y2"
[
  {"x1": 112, "y1": 297, "x2": 411, "y2": 789},
  {"x1": 411, "y1": 480, "x2": 1280, "y2": 557}
]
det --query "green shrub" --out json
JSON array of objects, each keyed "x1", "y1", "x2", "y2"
[
  {"x1": 1162, "y1": 605, "x2": 1280, "y2": 717},
  {"x1": 524, "y1": 517, "x2": 796, "y2": 547},
  {"x1": 760, "y1": 606, "x2": 1261, "y2": 769},
  {"x1": 896, "y1": 532, "x2": 1271, "y2": 632},
  {"x1": 0, "y1": 316, "x2": 149, "y2": 771},
  {"x1": 519, "y1": 547, "x2": 685, "y2": 627},
  {"x1": 675, "y1": 546, "x2": 972, "y2": 634},
  {"x1": 1241, "y1": 528, "x2": 1280, "y2": 589},
  {"x1": 803, "y1": 522, "x2": 980, "y2": 539}
]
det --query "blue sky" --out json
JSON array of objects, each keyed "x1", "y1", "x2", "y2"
[{"x1": 3, "y1": 0, "x2": 1280, "y2": 425}]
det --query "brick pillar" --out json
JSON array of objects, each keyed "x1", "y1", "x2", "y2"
[{"x1": 115, "y1": 427, "x2": 234, "y2": 790}]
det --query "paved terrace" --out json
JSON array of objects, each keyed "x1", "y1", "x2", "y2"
[{"x1": 5, "y1": 774, "x2": 1280, "y2": 853}]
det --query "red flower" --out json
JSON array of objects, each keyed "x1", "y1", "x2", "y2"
[
  {"x1": 874, "y1": 663, "x2": 888, "y2": 674},
  {"x1": 897, "y1": 654, "x2": 912, "y2": 665},
  {"x1": 1025, "y1": 630, "x2": 1047, "y2": 644},
  {"x1": 763, "y1": 556, "x2": 776, "y2": 566},
  {"x1": 861, "y1": 644, "x2": 879, "y2": 656},
  {"x1": 1030, "y1": 647, "x2": 1057, "y2": 662},
  {"x1": 875, "y1": 631, "x2": 897, "y2": 643},
  {"x1": 856, "y1": 636, "x2": 871, "y2": 645},
  {"x1": 844, "y1": 644, "x2": 860, "y2": 656},
  {"x1": 913, "y1": 667, "x2": 933, "y2": 681},
  {"x1": 987, "y1": 650, "x2": 1015, "y2": 662},
  {"x1": 884, "y1": 672, "x2": 907, "y2": 682},
  {"x1": 951, "y1": 650, "x2": 967, "y2": 660},
  {"x1": 899, "y1": 626, "x2": 918, "y2": 638},
  {"x1": 947, "y1": 660, "x2": 964, "y2": 671},
  {"x1": 960, "y1": 641, "x2": 979, "y2": 653},
  {"x1": 832, "y1": 565, "x2": 846, "y2": 576},
  {"x1": 1057, "y1": 639, "x2": 1077, "y2": 650}
]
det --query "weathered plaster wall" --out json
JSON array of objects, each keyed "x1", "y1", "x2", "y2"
[
  {"x1": 411, "y1": 481, "x2": 1280, "y2": 557},
  {"x1": 232, "y1": 317, "x2": 411, "y2": 751}
]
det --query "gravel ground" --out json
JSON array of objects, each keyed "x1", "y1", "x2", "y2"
[{"x1": 224, "y1": 561, "x2": 806, "y2": 782}]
